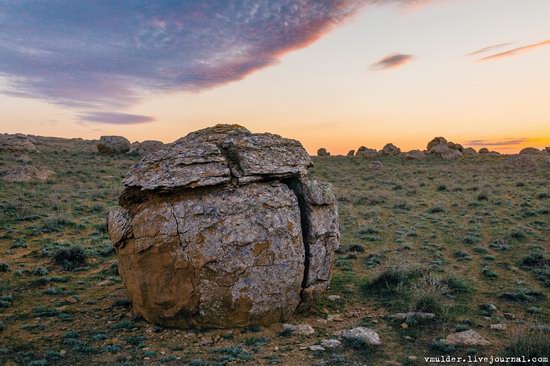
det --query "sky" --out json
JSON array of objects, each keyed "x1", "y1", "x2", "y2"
[{"x1": 0, "y1": 0, "x2": 549, "y2": 154}]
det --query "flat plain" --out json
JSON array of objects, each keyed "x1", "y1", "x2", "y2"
[{"x1": 1, "y1": 137, "x2": 549, "y2": 365}]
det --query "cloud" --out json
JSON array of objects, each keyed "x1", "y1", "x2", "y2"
[
  {"x1": 0, "y1": 0, "x2": 422, "y2": 120},
  {"x1": 464, "y1": 138, "x2": 527, "y2": 147},
  {"x1": 478, "y1": 39, "x2": 550, "y2": 61},
  {"x1": 78, "y1": 112, "x2": 155, "y2": 125},
  {"x1": 467, "y1": 42, "x2": 514, "y2": 56},
  {"x1": 0, "y1": 0, "x2": 391, "y2": 117},
  {"x1": 370, "y1": 53, "x2": 414, "y2": 70}
]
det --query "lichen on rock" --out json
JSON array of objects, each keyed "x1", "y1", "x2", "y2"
[{"x1": 107, "y1": 124, "x2": 339, "y2": 328}]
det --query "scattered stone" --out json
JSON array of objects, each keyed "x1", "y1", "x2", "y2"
[
  {"x1": 400, "y1": 323, "x2": 409, "y2": 329},
  {"x1": 479, "y1": 303, "x2": 497, "y2": 313},
  {"x1": 355, "y1": 146, "x2": 378, "y2": 158},
  {"x1": 445, "y1": 330, "x2": 490, "y2": 347},
  {"x1": 369, "y1": 161, "x2": 384, "y2": 170},
  {"x1": 0, "y1": 166, "x2": 55, "y2": 182},
  {"x1": 380, "y1": 143, "x2": 400, "y2": 156},
  {"x1": 137, "y1": 140, "x2": 164, "y2": 155},
  {"x1": 478, "y1": 148, "x2": 490, "y2": 154},
  {"x1": 317, "y1": 148, "x2": 330, "y2": 156},
  {"x1": 447, "y1": 142, "x2": 464, "y2": 152},
  {"x1": 64, "y1": 297, "x2": 78, "y2": 304},
  {"x1": 321, "y1": 339, "x2": 341, "y2": 349},
  {"x1": 341, "y1": 327, "x2": 382, "y2": 346},
  {"x1": 347, "y1": 150, "x2": 355, "y2": 156},
  {"x1": 463, "y1": 147, "x2": 477, "y2": 155},
  {"x1": 404, "y1": 150, "x2": 425, "y2": 160},
  {"x1": 520, "y1": 147, "x2": 542, "y2": 155},
  {"x1": 309, "y1": 345, "x2": 325, "y2": 352},
  {"x1": 427, "y1": 137, "x2": 448, "y2": 151},
  {"x1": 0, "y1": 133, "x2": 36, "y2": 152},
  {"x1": 408, "y1": 356, "x2": 418, "y2": 361},
  {"x1": 391, "y1": 312, "x2": 436, "y2": 320},
  {"x1": 108, "y1": 124, "x2": 339, "y2": 328},
  {"x1": 327, "y1": 314, "x2": 344, "y2": 322},
  {"x1": 427, "y1": 137, "x2": 463, "y2": 160},
  {"x1": 490, "y1": 324, "x2": 507, "y2": 331},
  {"x1": 97, "y1": 136, "x2": 131, "y2": 154},
  {"x1": 327, "y1": 295, "x2": 341, "y2": 301},
  {"x1": 283, "y1": 323, "x2": 315, "y2": 336}
]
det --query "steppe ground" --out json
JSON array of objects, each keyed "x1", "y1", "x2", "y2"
[{"x1": 1, "y1": 138, "x2": 549, "y2": 366}]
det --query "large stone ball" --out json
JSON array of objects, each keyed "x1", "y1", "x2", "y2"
[{"x1": 107, "y1": 124, "x2": 339, "y2": 328}]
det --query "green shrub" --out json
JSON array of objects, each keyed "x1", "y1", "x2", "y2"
[{"x1": 53, "y1": 246, "x2": 86, "y2": 271}]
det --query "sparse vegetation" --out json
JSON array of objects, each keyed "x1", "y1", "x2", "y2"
[{"x1": 1, "y1": 140, "x2": 549, "y2": 365}]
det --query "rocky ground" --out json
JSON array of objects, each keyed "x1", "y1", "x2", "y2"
[{"x1": 0, "y1": 136, "x2": 549, "y2": 365}]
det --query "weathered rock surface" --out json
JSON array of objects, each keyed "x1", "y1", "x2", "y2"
[
  {"x1": 445, "y1": 330, "x2": 490, "y2": 346},
  {"x1": 341, "y1": 327, "x2": 382, "y2": 346},
  {"x1": 355, "y1": 146, "x2": 378, "y2": 158},
  {"x1": 478, "y1": 148, "x2": 490, "y2": 154},
  {"x1": 97, "y1": 136, "x2": 131, "y2": 154},
  {"x1": 463, "y1": 147, "x2": 477, "y2": 155},
  {"x1": 107, "y1": 124, "x2": 339, "y2": 328},
  {"x1": 317, "y1": 148, "x2": 330, "y2": 156},
  {"x1": 347, "y1": 150, "x2": 355, "y2": 156},
  {"x1": 0, "y1": 165, "x2": 55, "y2": 182},
  {"x1": 0, "y1": 134, "x2": 36, "y2": 152},
  {"x1": 380, "y1": 143, "x2": 400, "y2": 156}
]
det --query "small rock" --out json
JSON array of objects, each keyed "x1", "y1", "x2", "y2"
[
  {"x1": 405, "y1": 150, "x2": 425, "y2": 160},
  {"x1": 64, "y1": 297, "x2": 78, "y2": 304},
  {"x1": 380, "y1": 143, "x2": 400, "y2": 156},
  {"x1": 391, "y1": 312, "x2": 435, "y2": 320},
  {"x1": 400, "y1": 323, "x2": 408, "y2": 329},
  {"x1": 369, "y1": 161, "x2": 384, "y2": 170},
  {"x1": 341, "y1": 327, "x2": 382, "y2": 346},
  {"x1": 282, "y1": 323, "x2": 315, "y2": 336},
  {"x1": 98, "y1": 279, "x2": 112, "y2": 286},
  {"x1": 321, "y1": 339, "x2": 341, "y2": 349},
  {"x1": 327, "y1": 295, "x2": 341, "y2": 301},
  {"x1": 408, "y1": 356, "x2": 417, "y2": 361},
  {"x1": 97, "y1": 136, "x2": 131, "y2": 154},
  {"x1": 309, "y1": 345, "x2": 325, "y2": 352},
  {"x1": 356, "y1": 146, "x2": 378, "y2": 158},
  {"x1": 490, "y1": 324, "x2": 507, "y2": 331},
  {"x1": 327, "y1": 314, "x2": 344, "y2": 322},
  {"x1": 317, "y1": 148, "x2": 330, "y2": 156},
  {"x1": 445, "y1": 330, "x2": 490, "y2": 347},
  {"x1": 503, "y1": 313, "x2": 515, "y2": 320}
]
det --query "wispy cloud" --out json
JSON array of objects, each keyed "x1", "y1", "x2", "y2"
[
  {"x1": 78, "y1": 112, "x2": 155, "y2": 125},
  {"x1": 478, "y1": 39, "x2": 550, "y2": 61},
  {"x1": 370, "y1": 54, "x2": 414, "y2": 70},
  {"x1": 467, "y1": 42, "x2": 514, "y2": 56},
  {"x1": 464, "y1": 138, "x2": 527, "y2": 147}
]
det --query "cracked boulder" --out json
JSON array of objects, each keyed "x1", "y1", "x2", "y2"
[{"x1": 107, "y1": 124, "x2": 339, "y2": 328}]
